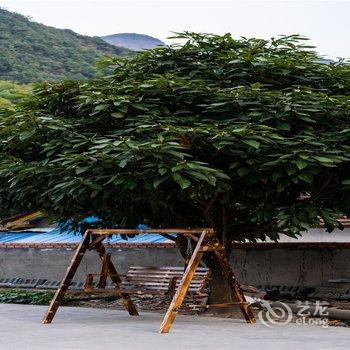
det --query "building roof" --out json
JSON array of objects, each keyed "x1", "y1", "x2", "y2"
[
  {"x1": 0, "y1": 229, "x2": 175, "y2": 249},
  {"x1": 1, "y1": 226, "x2": 350, "y2": 250},
  {"x1": 1, "y1": 212, "x2": 350, "y2": 249}
]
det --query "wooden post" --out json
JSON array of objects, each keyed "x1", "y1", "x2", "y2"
[
  {"x1": 98, "y1": 253, "x2": 110, "y2": 289},
  {"x1": 84, "y1": 274, "x2": 94, "y2": 291},
  {"x1": 159, "y1": 230, "x2": 209, "y2": 333},
  {"x1": 213, "y1": 244, "x2": 256, "y2": 323},
  {"x1": 42, "y1": 230, "x2": 91, "y2": 324}
]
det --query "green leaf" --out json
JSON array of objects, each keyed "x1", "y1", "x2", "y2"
[
  {"x1": 19, "y1": 130, "x2": 35, "y2": 140},
  {"x1": 158, "y1": 167, "x2": 167, "y2": 176},
  {"x1": 272, "y1": 171, "x2": 282, "y2": 182},
  {"x1": 298, "y1": 115, "x2": 316, "y2": 123},
  {"x1": 111, "y1": 112, "x2": 124, "y2": 119},
  {"x1": 165, "y1": 150, "x2": 187, "y2": 159},
  {"x1": 237, "y1": 168, "x2": 250, "y2": 176},
  {"x1": 94, "y1": 104, "x2": 109, "y2": 111},
  {"x1": 91, "y1": 190, "x2": 99, "y2": 198},
  {"x1": 175, "y1": 176, "x2": 191, "y2": 189},
  {"x1": 295, "y1": 159, "x2": 308, "y2": 170},
  {"x1": 313, "y1": 156, "x2": 334, "y2": 163},
  {"x1": 119, "y1": 159, "x2": 128, "y2": 168},
  {"x1": 276, "y1": 122, "x2": 291, "y2": 131},
  {"x1": 242, "y1": 140, "x2": 260, "y2": 149},
  {"x1": 153, "y1": 176, "x2": 168, "y2": 189},
  {"x1": 89, "y1": 183, "x2": 102, "y2": 190},
  {"x1": 215, "y1": 171, "x2": 230, "y2": 180},
  {"x1": 76, "y1": 166, "x2": 89, "y2": 174},
  {"x1": 277, "y1": 219, "x2": 289, "y2": 228},
  {"x1": 298, "y1": 173, "x2": 313, "y2": 184}
]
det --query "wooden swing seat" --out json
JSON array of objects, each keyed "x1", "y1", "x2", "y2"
[{"x1": 84, "y1": 266, "x2": 211, "y2": 297}]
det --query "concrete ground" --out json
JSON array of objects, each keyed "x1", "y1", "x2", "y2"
[{"x1": 0, "y1": 304, "x2": 349, "y2": 350}]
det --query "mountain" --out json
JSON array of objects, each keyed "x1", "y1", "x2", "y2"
[
  {"x1": 101, "y1": 33, "x2": 164, "y2": 51},
  {"x1": 0, "y1": 8, "x2": 130, "y2": 83}
]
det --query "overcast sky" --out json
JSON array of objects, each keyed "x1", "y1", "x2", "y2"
[{"x1": 1, "y1": 0, "x2": 349, "y2": 58}]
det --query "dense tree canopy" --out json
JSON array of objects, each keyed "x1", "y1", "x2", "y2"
[
  {"x1": 0, "y1": 80, "x2": 29, "y2": 109},
  {"x1": 0, "y1": 33, "x2": 349, "y2": 243}
]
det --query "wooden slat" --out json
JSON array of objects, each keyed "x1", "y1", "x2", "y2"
[
  {"x1": 186, "y1": 302, "x2": 249, "y2": 309},
  {"x1": 126, "y1": 276, "x2": 207, "y2": 282},
  {"x1": 128, "y1": 269, "x2": 208, "y2": 273},
  {"x1": 122, "y1": 279, "x2": 206, "y2": 290},
  {"x1": 122, "y1": 280, "x2": 203, "y2": 286},
  {"x1": 121, "y1": 286, "x2": 202, "y2": 292},
  {"x1": 125, "y1": 283, "x2": 203, "y2": 289},
  {"x1": 120, "y1": 286, "x2": 201, "y2": 292},
  {"x1": 123, "y1": 277, "x2": 205, "y2": 284},
  {"x1": 127, "y1": 271, "x2": 209, "y2": 276},
  {"x1": 129, "y1": 266, "x2": 210, "y2": 273},
  {"x1": 85, "y1": 265, "x2": 210, "y2": 296},
  {"x1": 123, "y1": 265, "x2": 210, "y2": 296},
  {"x1": 83, "y1": 288, "x2": 168, "y2": 295}
]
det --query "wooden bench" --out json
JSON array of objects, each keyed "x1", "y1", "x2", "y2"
[{"x1": 84, "y1": 266, "x2": 210, "y2": 298}]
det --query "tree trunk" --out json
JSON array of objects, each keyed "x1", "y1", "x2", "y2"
[
  {"x1": 174, "y1": 205, "x2": 236, "y2": 311},
  {"x1": 207, "y1": 254, "x2": 234, "y2": 304},
  {"x1": 206, "y1": 247, "x2": 235, "y2": 313},
  {"x1": 207, "y1": 209, "x2": 236, "y2": 312}
]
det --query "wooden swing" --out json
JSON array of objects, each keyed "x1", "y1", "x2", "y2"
[{"x1": 42, "y1": 228, "x2": 256, "y2": 333}]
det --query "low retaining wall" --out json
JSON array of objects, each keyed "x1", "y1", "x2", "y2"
[{"x1": 1, "y1": 245, "x2": 350, "y2": 287}]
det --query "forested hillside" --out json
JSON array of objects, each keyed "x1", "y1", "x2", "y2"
[{"x1": 0, "y1": 8, "x2": 130, "y2": 83}]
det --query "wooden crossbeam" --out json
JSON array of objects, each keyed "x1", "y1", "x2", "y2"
[{"x1": 88, "y1": 228, "x2": 212, "y2": 235}]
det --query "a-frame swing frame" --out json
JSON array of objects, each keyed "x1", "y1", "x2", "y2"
[{"x1": 42, "y1": 228, "x2": 256, "y2": 333}]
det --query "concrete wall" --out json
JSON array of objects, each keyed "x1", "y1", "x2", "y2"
[
  {"x1": 0, "y1": 247, "x2": 183, "y2": 283},
  {"x1": 232, "y1": 248, "x2": 350, "y2": 286},
  {"x1": 1, "y1": 246, "x2": 350, "y2": 287}
]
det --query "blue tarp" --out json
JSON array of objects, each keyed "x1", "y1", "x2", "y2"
[
  {"x1": 0, "y1": 229, "x2": 172, "y2": 245},
  {"x1": 0, "y1": 216, "x2": 175, "y2": 244}
]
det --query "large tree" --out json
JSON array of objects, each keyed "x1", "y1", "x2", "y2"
[{"x1": 1, "y1": 33, "x2": 349, "y2": 300}]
